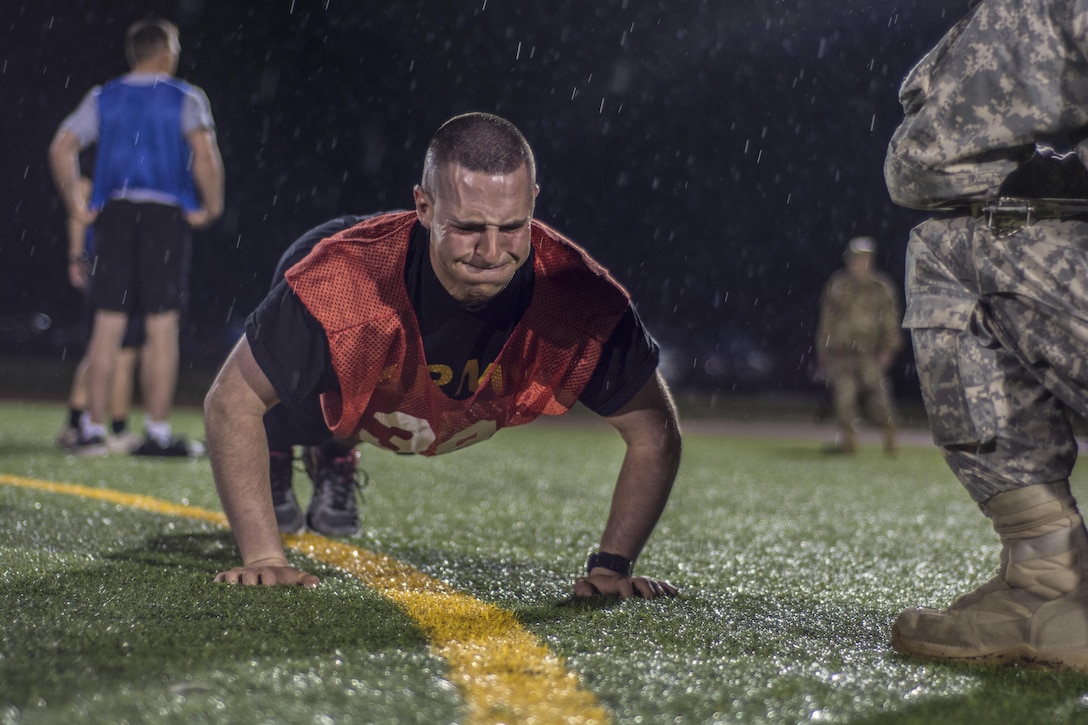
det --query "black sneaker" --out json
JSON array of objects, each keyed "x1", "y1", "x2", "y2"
[
  {"x1": 64, "y1": 433, "x2": 108, "y2": 457},
  {"x1": 303, "y1": 446, "x2": 364, "y2": 536},
  {"x1": 131, "y1": 436, "x2": 191, "y2": 457},
  {"x1": 270, "y1": 450, "x2": 304, "y2": 534}
]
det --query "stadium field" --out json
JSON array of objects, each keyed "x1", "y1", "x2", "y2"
[{"x1": 3, "y1": 399, "x2": 1088, "y2": 724}]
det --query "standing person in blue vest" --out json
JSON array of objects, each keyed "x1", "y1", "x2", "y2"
[{"x1": 49, "y1": 18, "x2": 224, "y2": 456}]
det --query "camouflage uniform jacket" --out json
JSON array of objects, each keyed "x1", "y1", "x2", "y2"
[
  {"x1": 885, "y1": 0, "x2": 1088, "y2": 209},
  {"x1": 816, "y1": 270, "x2": 903, "y2": 357}
]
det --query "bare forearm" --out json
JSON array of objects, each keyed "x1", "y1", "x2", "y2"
[
  {"x1": 205, "y1": 395, "x2": 286, "y2": 565},
  {"x1": 190, "y1": 132, "x2": 224, "y2": 219},
  {"x1": 193, "y1": 158, "x2": 224, "y2": 219},
  {"x1": 203, "y1": 339, "x2": 287, "y2": 566},
  {"x1": 599, "y1": 415, "x2": 681, "y2": 561},
  {"x1": 48, "y1": 134, "x2": 84, "y2": 215},
  {"x1": 67, "y1": 216, "x2": 87, "y2": 261}
]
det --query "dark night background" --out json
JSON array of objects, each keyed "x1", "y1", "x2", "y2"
[{"x1": 0, "y1": 0, "x2": 962, "y2": 401}]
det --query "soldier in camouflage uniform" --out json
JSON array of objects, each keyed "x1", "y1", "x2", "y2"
[
  {"x1": 815, "y1": 236, "x2": 903, "y2": 454},
  {"x1": 885, "y1": 0, "x2": 1088, "y2": 671}
]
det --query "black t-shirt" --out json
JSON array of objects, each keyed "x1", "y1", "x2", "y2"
[{"x1": 246, "y1": 215, "x2": 659, "y2": 417}]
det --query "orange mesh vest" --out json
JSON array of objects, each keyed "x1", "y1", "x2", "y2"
[{"x1": 285, "y1": 211, "x2": 630, "y2": 456}]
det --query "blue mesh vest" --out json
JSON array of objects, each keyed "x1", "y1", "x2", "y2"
[{"x1": 90, "y1": 77, "x2": 200, "y2": 211}]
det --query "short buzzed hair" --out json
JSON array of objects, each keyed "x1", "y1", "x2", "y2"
[
  {"x1": 421, "y1": 112, "x2": 536, "y2": 194},
  {"x1": 125, "y1": 18, "x2": 179, "y2": 68}
]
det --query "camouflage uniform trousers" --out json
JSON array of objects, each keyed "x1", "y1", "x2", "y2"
[
  {"x1": 823, "y1": 352, "x2": 896, "y2": 431},
  {"x1": 904, "y1": 214, "x2": 1088, "y2": 503}
]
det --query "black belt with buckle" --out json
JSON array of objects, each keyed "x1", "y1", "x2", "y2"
[{"x1": 967, "y1": 197, "x2": 1088, "y2": 234}]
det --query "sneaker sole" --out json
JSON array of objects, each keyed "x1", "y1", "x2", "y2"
[
  {"x1": 306, "y1": 520, "x2": 361, "y2": 537},
  {"x1": 132, "y1": 447, "x2": 190, "y2": 457}
]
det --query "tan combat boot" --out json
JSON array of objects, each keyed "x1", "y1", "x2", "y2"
[{"x1": 891, "y1": 480, "x2": 1088, "y2": 671}]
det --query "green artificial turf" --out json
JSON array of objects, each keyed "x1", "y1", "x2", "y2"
[{"x1": 3, "y1": 400, "x2": 1088, "y2": 724}]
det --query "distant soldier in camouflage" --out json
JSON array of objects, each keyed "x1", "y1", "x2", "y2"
[
  {"x1": 886, "y1": 0, "x2": 1088, "y2": 671},
  {"x1": 815, "y1": 236, "x2": 902, "y2": 455}
]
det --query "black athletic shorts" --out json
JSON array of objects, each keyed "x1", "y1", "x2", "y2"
[
  {"x1": 88, "y1": 200, "x2": 192, "y2": 314},
  {"x1": 264, "y1": 396, "x2": 334, "y2": 450}
]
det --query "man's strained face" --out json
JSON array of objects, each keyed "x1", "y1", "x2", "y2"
[{"x1": 414, "y1": 162, "x2": 538, "y2": 305}]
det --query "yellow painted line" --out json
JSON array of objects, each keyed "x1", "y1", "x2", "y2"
[
  {"x1": 288, "y1": 534, "x2": 609, "y2": 724},
  {"x1": 0, "y1": 474, "x2": 610, "y2": 725},
  {"x1": 0, "y1": 474, "x2": 229, "y2": 526}
]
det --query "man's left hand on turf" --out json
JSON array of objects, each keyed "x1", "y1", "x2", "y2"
[{"x1": 574, "y1": 571, "x2": 678, "y2": 598}]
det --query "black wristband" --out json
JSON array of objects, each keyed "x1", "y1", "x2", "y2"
[{"x1": 586, "y1": 551, "x2": 633, "y2": 576}]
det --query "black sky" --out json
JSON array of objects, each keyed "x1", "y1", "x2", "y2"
[{"x1": 0, "y1": 0, "x2": 961, "y2": 395}]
